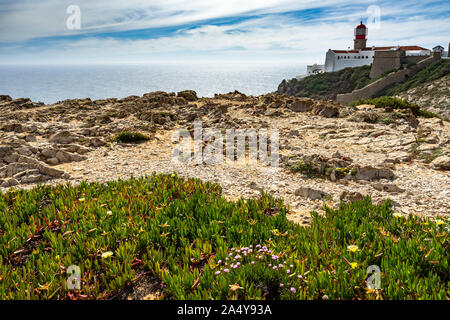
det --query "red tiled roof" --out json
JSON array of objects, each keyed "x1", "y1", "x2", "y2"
[
  {"x1": 332, "y1": 46, "x2": 430, "y2": 54},
  {"x1": 332, "y1": 50, "x2": 359, "y2": 53},
  {"x1": 361, "y1": 46, "x2": 429, "y2": 51}
]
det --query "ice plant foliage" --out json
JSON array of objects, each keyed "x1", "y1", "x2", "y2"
[{"x1": 0, "y1": 174, "x2": 448, "y2": 299}]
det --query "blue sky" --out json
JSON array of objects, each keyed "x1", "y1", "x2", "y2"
[{"x1": 0, "y1": 0, "x2": 449, "y2": 64}]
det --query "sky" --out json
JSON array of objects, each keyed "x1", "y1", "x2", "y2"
[{"x1": 0, "y1": 0, "x2": 449, "y2": 64}]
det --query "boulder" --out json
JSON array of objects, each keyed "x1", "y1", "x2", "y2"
[
  {"x1": 384, "y1": 152, "x2": 410, "y2": 164},
  {"x1": 295, "y1": 187, "x2": 326, "y2": 200},
  {"x1": 49, "y1": 131, "x2": 77, "y2": 144},
  {"x1": 89, "y1": 137, "x2": 106, "y2": 147},
  {"x1": 1, "y1": 178, "x2": 19, "y2": 188},
  {"x1": 372, "y1": 183, "x2": 404, "y2": 193},
  {"x1": 355, "y1": 165, "x2": 395, "y2": 181},
  {"x1": 177, "y1": 90, "x2": 198, "y2": 102},
  {"x1": 431, "y1": 156, "x2": 450, "y2": 171},
  {"x1": 339, "y1": 191, "x2": 365, "y2": 203},
  {"x1": 0, "y1": 145, "x2": 12, "y2": 159},
  {"x1": 288, "y1": 98, "x2": 314, "y2": 112},
  {"x1": 312, "y1": 103, "x2": 340, "y2": 118}
]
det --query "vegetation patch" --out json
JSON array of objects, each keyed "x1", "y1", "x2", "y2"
[
  {"x1": 277, "y1": 65, "x2": 372, "y2": 100},
  {"x1": 350, "y1": 96, "x2": 442, "y2": 119},
  {"x1": 0, "y1": 174, "x2": 448, "y2": 300},
  {"x1": 378, "y1": 59, "x2": 450, "y2": 97},
  {"x1": 288, "y1": 155, "x2": 355, "y2": 181},
  {"x1": 113, "y1": 131, "x2": 150, "y2": 143}
]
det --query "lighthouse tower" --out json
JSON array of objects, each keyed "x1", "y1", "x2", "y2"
[{"x1": 354, "y1": 21, "x2": 368, "y2": 50}]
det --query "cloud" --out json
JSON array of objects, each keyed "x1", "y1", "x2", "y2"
[{"x1": 0, "y1": 0, "x2": 448, "y2": 63}]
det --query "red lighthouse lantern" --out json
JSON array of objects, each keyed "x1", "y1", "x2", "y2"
[
  {"x1": 355, "y1": 21, "x2": 368, "y2": 39},
  {"x1": 354, "y1": 21, "x2": 368, "y2": 50}
]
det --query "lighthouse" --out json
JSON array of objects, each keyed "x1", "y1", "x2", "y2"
[
  {"x1": 354, "y1": 21, "x2": 368, "y2": 50},
  {"x1": 316, "y1": 20, "x2": 431, "y2": 74}
]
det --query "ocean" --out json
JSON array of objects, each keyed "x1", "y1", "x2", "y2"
[{"x1": 0, "y1": 63, "x2": 305, "y2": 104}]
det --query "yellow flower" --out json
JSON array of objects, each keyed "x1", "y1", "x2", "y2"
[
  {"x1": 435, "y1": 219, "x2": 444, "y2": 226},
  {"x1": 393, "y1": 212, "x2": 402, "y2": 218},
  {"x1": 101, "y1": 251, "x2": 114, "y2": 259},
  {"x1": 106, "y1": 211, "x2": 113, "y2": 215},
  {"x1": 350, "y1": 262, "x2": 358, "y2": 269},
  {"x1": 347, "y1": 245, "x2": 359, "y2": 253},
  {"x1": 78, "y1": 198, "x2": 85, "y2": 202}
]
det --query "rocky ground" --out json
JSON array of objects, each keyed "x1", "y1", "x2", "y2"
[
  {"x1": 396, "y1": 74, "x2": 450, "y2": 120},
  {"x1": 1, "y1": 91, "x2": 449, "y2": 225}
]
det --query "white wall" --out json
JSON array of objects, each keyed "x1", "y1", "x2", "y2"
[{"x1": 332, "y1": 51, "x2": 374, "y2": 72}]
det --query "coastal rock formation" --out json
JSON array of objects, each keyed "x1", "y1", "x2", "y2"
[{"x1": 0, "y1": 90, "x2": 449, "y2": 221}]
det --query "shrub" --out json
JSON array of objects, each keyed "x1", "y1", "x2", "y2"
[
  {"x1": 0, "y1": 174, "x2": 448, "y2": 300},
  {"x1": 379, "y1": 59, "x2": 450, "y2": 97},
  {"x1": 278, "y1": 65, "x2": 372, "y2": 100},
  {"x1": 113, "y1": 131, "x2": 150, "y2": 143},
  {"x1": 350, "y1": 96, "x2": 442, "y2": 119}
]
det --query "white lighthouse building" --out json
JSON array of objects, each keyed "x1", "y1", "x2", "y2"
[{"x1": 307, "y1": 21, "x2": 431, "y2": 74}]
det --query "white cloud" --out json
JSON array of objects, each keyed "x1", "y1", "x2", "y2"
[
  {"x1": 0, "y1": 0, "x2": 372, "y2": 42},
  {"x1": 0, "y1": 0, "x2": 448, "y2": 63}
]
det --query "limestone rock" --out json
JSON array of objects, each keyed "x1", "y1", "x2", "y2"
[
  {"x1": 295, "y1": 187, "x2": 325, "y2": 200},
  {"x1": 0, "y1": 145, "x2": 12, "y2": 159},
  {"x1": 288, "y1": 98, "x2": 314, "y2": 112},
  {"x1": 431, "y1": 156, "x2": 450, "y2": 171},
  {"x1": 340, "y1": 191, "x2": 365, "y2": 203},
  {"x1": 355, "y1": 165, "x2": 395, "y2": 181},
  {"x1": 177, "y1": 90, "x2": 198, "y2": 101},
  {"x1": 372, "y1": 183, "x2": 404, "y2": 193},
  {"x1": 49, "y1": 131, "x2": 77, "y2": 144}
]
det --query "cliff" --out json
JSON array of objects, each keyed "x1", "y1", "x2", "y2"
[{"x1": 277, "y1": 59, "x2": 449, "y2": 117}]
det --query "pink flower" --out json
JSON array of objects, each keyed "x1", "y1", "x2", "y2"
[
  {"x1": 290, "y1": 264, "x2": 294, "y2": 268},
  {"x1": 278, "y1": 264, "x2": 283, "y2": 268},
  {"x1": 224, "y1": 269, "x2": 230, "y2": 273},
  {"x1": 215, "y1": 271, "x2": 221, "y2": 275},
  {"x1": 251, "y1": 261, "x2": 255, "y2": 265},
  {"x1": 231, "y1": 248, "x2": 235, "y2": 251},
  {"x1": 287, "y1": 269, "x2": 291, "y2": 274},
  {"x1": 280, "y1": 284, "x2": 284, "y2": 288},
  {"x1": 234, "y1": 255, "x2": 241, "y2": 260},
  {"x1": 298, "y1": 275, "x2": 302, "y2": 279},
  {"x1": 218, "y1": 260, "x2": 222, "y2": 264},
  {"x1": 273, "y1": 266, "x2": 277, "y2": 270},
  {"x1": 290, "y1": 287, "x2": 296, "y2": 293}
]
